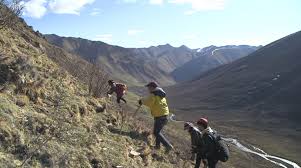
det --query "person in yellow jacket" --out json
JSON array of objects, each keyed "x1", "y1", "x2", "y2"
[{"x1": 138, "y1": 82, "x2": 174, "y2": 153}]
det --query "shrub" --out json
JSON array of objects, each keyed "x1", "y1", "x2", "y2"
[{"x1": 0, "y1": 0, "x2": 23, "y2": 29}]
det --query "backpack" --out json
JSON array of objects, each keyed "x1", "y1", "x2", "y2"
[
  {"x1": 208, "y1": 133, "x2": 230, "y2": 162},
  {"x1": 116, "y1": 83, "x2": 127, "y2": 94}
]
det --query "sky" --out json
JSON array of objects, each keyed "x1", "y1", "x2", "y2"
[{"x1": 22, "y1": 0, "x2": 301, "y2": 49}]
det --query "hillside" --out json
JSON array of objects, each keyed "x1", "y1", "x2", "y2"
[
  {"x1": 0, "y1": 18, "x2": 196, "y2": 167},
  {"x1": 171, "y1": 45, "x2": 259, "y2": 82},
  {"x1": 169, "y1": 31, "x2": 301, "y2": 121},
  {"x1": 45, "y1": 35, "x2": 197, "y2": 86},
  {"x1": 0, "y1": 17, "x2": 290, "y2": 168},
  {"x1": 167, "y1": 31, "x2": 301, "y2": 165}
]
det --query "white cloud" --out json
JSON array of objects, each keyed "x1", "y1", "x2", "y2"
[
  {"x1": 23, "y1": 0, "x2": 47, "y2": 19},
  {"x1": 89, "y1": 8, "x2": 102, "y2": 16},
  {"x1": 149, "y1": 0, "x2": 163, "y2": 5},
  {"x1": 94, "y1": 34, "x2": 113, "y2": 43},
  {"x1": 168, "y1": 0, "x2": 225, "y2": 14},
  {"x1": 22, "y1": 0, "x2": 96, "y2": 18},
  {"x1": 48, "y1": 0, "x2": 95, "y2": 15},
  {"x1": 128, "y1": 29, "x2": 144, "y2": 36}
]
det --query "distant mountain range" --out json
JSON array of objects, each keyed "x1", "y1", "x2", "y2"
[
  {"x1": 171, "y1": 45, "x2": 260, "y2": 82},
  {"x1": 45, "y1": 34, "x2": 259, "y2": 86},
  {"x1": 168, "y1": 30, "x2": 301, "y2": 123}
]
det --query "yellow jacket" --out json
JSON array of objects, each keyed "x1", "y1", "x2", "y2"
[{"x1": 142, "y1": 88, "x2": 169, "y2": 118}]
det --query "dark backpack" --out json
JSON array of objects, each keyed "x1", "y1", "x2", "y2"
[{"x1": 208, "y1": 133, "x2": 230, "y2": 162}]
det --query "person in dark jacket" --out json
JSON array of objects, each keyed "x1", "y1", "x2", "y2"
[
  {"x1": 184, "y1": 122, "x2": 208, "y2": 168},
  {"x1": 197, "y1": 118, "x2": 219, "y2": 168},
  {"x1": 138, "y1": 82, "x2": 173, "y2": 153},
  {"x1": 107, "y1": 80, "x2": 127, "y2": 104}
]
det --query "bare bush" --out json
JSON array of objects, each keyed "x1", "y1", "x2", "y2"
[
  {"x1": 0, "y1": 0, "x2": 23, "y2": 29},
  {"x1": 86, "y1": 62, "x2": 109, "y2": 97}
]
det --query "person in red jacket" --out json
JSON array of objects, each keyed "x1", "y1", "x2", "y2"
[{"x1": 107, "y1": 80, "x2": 127, "y2": 104}]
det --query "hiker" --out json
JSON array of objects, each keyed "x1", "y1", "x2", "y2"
[
  {"x1": 184, "y1": 122, "x2": 208, "y2": 168},
  {"x1": 196, "y1": 118, "x2": 218, "y2": 168},
  {"x1": 184, "y1": 122, "x2": 207, "y2": 168},
  {"x1": 196, "y1": 118, "x2": 229, "y2": 168},
  {"x1": 107, "y1": 80, "x2": 127, "y2": 104},
  {"x1": 138, "y1": 82, "x2": 174, "y2": 152}
]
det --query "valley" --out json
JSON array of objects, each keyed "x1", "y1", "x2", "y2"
[{"x1": 1, "y1": 1, "x2": 300, "y2": 167}]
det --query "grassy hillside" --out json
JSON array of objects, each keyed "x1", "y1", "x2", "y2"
[
  {"x1": 0, "y1": 14, "x2": 297, "y2": 168},
  {"x1": 0, "y1": 19, "x2": 195, "y2": 168}
]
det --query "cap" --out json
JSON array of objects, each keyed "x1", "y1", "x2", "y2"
[{"x1": 145, "y1": 82, "x2": 158, "y2": 88}]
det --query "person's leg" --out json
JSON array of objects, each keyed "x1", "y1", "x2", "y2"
[
  {"x1": 153, "y1": 118, "x2": 161, "y2": 148},
  {"x1": 207, "y1": 158, "x2": 218, "y2": 168},
  {"x1": 153, "y1": 117, "x2": 172, "y2": 149},
  {"x1": 116, "y1": 97, "x2": 121, "y2": 104},
  {"x1": 194, "y1": 153, "x2": 201, "y2": 168},
  {"x1": 120, "y1": 97, "x2": 127, "y2": 103}
]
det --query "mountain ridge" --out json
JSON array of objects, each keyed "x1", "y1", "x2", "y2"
[
  {"x1": 168, "y1": 30, "x2": 301, "y2": 122},
  {"x1": 45, "y1": 34, "x2": 259, "y2": 85}
]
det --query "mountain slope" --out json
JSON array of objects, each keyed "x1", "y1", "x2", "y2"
[
  {"x1": 45, "y1": 35, "x2": 197, "y2": 86},
  {"x1": 168, "y1": 30, "x2": 301, "y2": 122},
  {"x1": 0, "y1": 18, "x2": 194, "y2": 168},
  {"x1": 171, "y1": 45, "x2": 259, "y2": 82},
  {"x1": 1, "y1": 15, "x2": 296, "y2": 168},
  {"x1": 45, "y1": 35, "x2": 260, "y2": 86}
]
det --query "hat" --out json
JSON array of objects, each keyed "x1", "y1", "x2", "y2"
[
  {"x1": 145, "y1": 82, "x2": 158, "y2": 88},
  {"x1": 108, "y1": 80, "x2": 115, "y2": 84},
  {"x1": 197, "y1": 118, "x2": 208, "y2": 128}
]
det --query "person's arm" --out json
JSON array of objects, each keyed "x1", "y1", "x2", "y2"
[
  {"x1": 191, "y1": 131, "x2": 198, "y2": 153},
  {"x1": 107, "y1": 87, "x2": 114, "y2": 95},
  {"x1": 141, "y1": 94, "x2": 155, "y2": 108}
]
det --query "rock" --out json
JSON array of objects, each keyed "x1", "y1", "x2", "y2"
[
  {"x1": 90, "y1": 158, "x2": 101, "y2": 168},
  {"x1": 96, "y1": 105, "x2": 105, "y2": 113},
  {"x1": 129, "y1": 150, "x2": 141, "y2": 158},
  {"x1": 16, "y1": 95, "x2": 29, "y2": 107},
  {"x1": 79, "y1": 105, "x2": 88, "y2": 116},
  {"x1": 113, "y1": 166, "x2": 123, "y2": 168}
]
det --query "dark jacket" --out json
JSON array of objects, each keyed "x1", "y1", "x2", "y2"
[
  {"x1": 152, "y1": 87, "x2": 166, "y2": 98},
  {"x1": 200, "y1": 127, "x2": 217, "y2": 159},
  {"x1": 189, "y1": 127, "x2": 203, "y2": 153}
]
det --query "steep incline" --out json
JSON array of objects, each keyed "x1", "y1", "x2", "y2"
[{"x1": 0, "y1": 18, "x2": 190, "y2": 168}]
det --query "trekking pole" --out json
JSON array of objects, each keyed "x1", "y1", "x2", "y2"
[
  {"x1": 169, "y1": 113, "x2": 186, "y2": 123},
  {"x1": 133, "y1": 105, "x2": 142, "y2": 118},
  {"x1": 119, "y1": 106, "x2": 125, "y2": 133}
]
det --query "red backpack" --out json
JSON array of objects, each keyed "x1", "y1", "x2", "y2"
[{"x1": 116, "y1": 83, "x2": 127, "y2": 95}]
